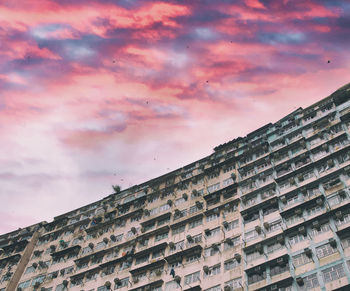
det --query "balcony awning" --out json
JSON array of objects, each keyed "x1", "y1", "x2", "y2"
[
  {"x1": 184, "y1": 285, "x2": 201, "y2": 291},
  {"x1": 165, "y1": 245, "x2": 202, "y2": 263},
  {"x1": 245, "y1": 253, "x2": 289, "y2": 274},
  {"x1": 70, "y1": 265, "x2": 101, "y2": 279},
  {"x1": 130, "y1": 259, "x2": 165, "y2": 274},
  {"x1": 99, "y1": 254, "x2": 128, "y2": 268},
  {"x1": 170, "y1": 213, "x2": 203, "y2": 230},
  {"x1": 241, "y1": 196, "x2": 278, "y2": 216},
  {"x1": 133, "y1": 242, "x2": 168, "y2": 258},
  {"x1": 2, "y1": 239, "x2": 28, "y2": 251},
  {"x1": 0, "y1": 253, "x2": 21, "y2": 264},
  {"x1": 336, "y1": 224, "x2": 350, "y2": 237},
  {"x1": 51, "y1": 245, "x2": 81, "y2": 257},
  {"x1": 141, "y1": 212, "x2": 171, "y2": 227},
  {"x1": 129, "y1": 279, "x2": 163, "y2": 291}
]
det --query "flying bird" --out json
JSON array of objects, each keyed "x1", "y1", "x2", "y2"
[{"x1": 327, "y1": 60, "x2": 331, "y2": 63}]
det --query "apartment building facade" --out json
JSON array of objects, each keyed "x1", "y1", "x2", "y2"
[{"x1": 1, "y1": 83, "x2": 350, "y2": 291}]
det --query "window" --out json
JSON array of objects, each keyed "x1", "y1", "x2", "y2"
[
  {"x1": 206, "y1": 213, "x2": 219, "y2": 222},
  {"x1": 25, "y1": 266, "x2": 36, "y2": 274},
  {"x1": 169, "y1": 260, "x2": 182, "y2": 269},
  {"x1": 224, "y1": 165, "x2": 235, "y2": 173},
  {"x1": 267, "y1": 242, "x2": 282, "y2": 254},
  {"x1": 307, "y1": 205, "x2": 322, "y2": 216},
  {"x1": 1, "y1": 272, "x2": 12, "y2": 283},
  {"x1": 289, "y1": 233, "x2": 306, "y2": 245},
  {"x1": 155, "y1": 232, "x2": 168, "y2": 242},
  {"x1": 31, "y1": 275, "x2": 45, "y2": 286},
  {"x1": 174, "y1": 209, "x2": 187, "y2": 220},
  {"x1": 224, "y1": 259, "x2": 239, "y2": 271},
  {"x1": 341, "y1": 237, "x2": 350, "y2": 249},
  {"x1": 191, "y1": 189, "x2": 203, "y2": 199},
  {"x1": 224, "y1": 203, "x2": 237, "y2": 214},
  {"x1": 293, "y1": 252, "x2": 312, "y2": 267},
  {"x1": 77, "y1": 260, "x2": 89, "y2": 270},
  {"x1": 225, "y1": 278, "x2": 242, "y2": 290},
  {"x1": 150, "y1": 207, "x2": 159, "y2": 216},
  {"x1": 171, "y1": 241, "x2": 184, "y2": 253},
  {"x1": 204, "y1": 264, "x2": 221, "y2": 277},
  {"x1": 310, "y1": 223, "x2": 330, "y2": 236},
  {"x1": 248, "y1": 271, "x2": 266, "y2": 285},
  {"x1": 206, "y1": 227, "x2": 220, "y2": 237},
  {"x1": 225, "y1": 220, "x2": 239, "y2": 231},
  {"x1": 175, "y1": 198, "x2": 185, "y2": 206},
  {"x1": 328, "y1": 194, "x2": 342, "y2": 206},
  {"x1": 267, "y1": 220, "x2": 282, "y2": 233},
  {"x1": 159, "y1": 204, "x2": 170, "y2": 212},
  {"x1": 96, "y1": 241, "x2": 107, "y2": 250},
  {"x1": 245, "y1": 230, "x2": 258, "y2": 242},
  {"x1": 270, "y1": 263, "x2": 289, "y2": 276},
  {"x1": 316, "y1": 243, "x2": 337, "y2": 258},
  {"x1": 208, "y1": 172, "x2": 220, "y2": 180},
  {"x1": 207, "y1": 183, "x2": 220, "y2": 193},
  {"x1": 18, "y1": 280, "x2": 31, "y2": 289},
  {"x1": 152, "y1": 249, "x2": 165, "y2": 259},
  {"x1": 189, "y1": 205, "x2": 200, "y2": 215},
  {"x1": 165, "y1": 281, "x2": 180, "y2": 291},
  {"x1": 192, "y1": 234, "x2": 202, "y2": 244},
  {"x1": 223, "y1": 177, "x2": 234, "y2": 187},
  {"x1": 186, "y1": 253, "x2": 201, "y2": 263},
  {"x1": 322, "y1": 263, "x2": 346, "y2": 283},
  {"x1": 189, "y1": 218, "x2": 202, "y2": 229},
  {"x1": 204, "y1": 246, "x2": 220, "y2": 257},
  {"x1": 172, "y1": 225, "x2": 186, "y2": 235},
  {"x1": 72, "y1": 238, "x2": 82, "y2": 246},
  {"x1": 158, "y1": 217, "x2": 170, "y2": 226},
  {"x1": 204, "y1": 285, "x2": 220, "y2": 291},
  {"x1": 115, "y1": 277, "x2": 129, "y2": 289},
  {"x1": 336, "y1": 212, "x2": 350, "y2": 225},
  {"x1": 286, "y1": 215, "x2": 302, "y2": 225},
  {"x1": 86, "y1": 271, "x2": 99, "y2": 281},
  {"x1": 246, "y1": 251, "x2": 262, "y2": 262},
  {"x1": 82, "y1": 246, "x2": 93, "y2": 255},
  {"x1": 184, "y1": 271, "x2": 200, "y2": 285},
  {"x1": 135, "y1": 255, "x2": 149, "y2": 265}
]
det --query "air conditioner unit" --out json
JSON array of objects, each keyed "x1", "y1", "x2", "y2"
[
  {"x1": 316, "y1": 198, "x2": 323, "y2": 206},
  {"x1": 277, "y1": 235, "x2": 285, "y2": 245},
  {"x1": 186, "y1": 235, "x2": 193, "y2": 242},
  {"x1": 298, "y1": 226, "x2": 306, "y2": 235},
  {"x1": 329, "y1": 238, "x2": 337, "y2": 248},
  {"x1": 336, "y1": 210, "x2": 343, "y2": 219},
  {"x1": 304, "y1": 248, "x2": 312, "y2": 258},
  {"x1": 296, "y1": 277, "x2": 304, "y2": 286},
  {"x1": 280, "y1": 196, "x2": 287, "y2": 203},
  {"x1": 205, "y1": 229, "x2": 211, "y2": 236}
]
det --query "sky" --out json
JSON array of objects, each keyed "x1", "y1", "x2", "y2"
[{"x1": 0, "y1": 0, "x2": 350, "y2": 234}]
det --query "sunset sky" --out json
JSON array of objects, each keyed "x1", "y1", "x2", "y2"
[{"x1": 1, "y1": 0, "x2": 350, "y2": 234}]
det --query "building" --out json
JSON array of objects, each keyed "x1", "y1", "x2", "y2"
[{"x1": 1, "y1": 83, "x2": 350, "y2": 291}]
